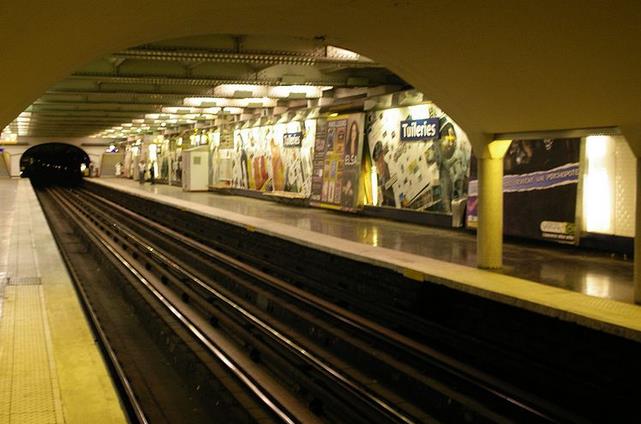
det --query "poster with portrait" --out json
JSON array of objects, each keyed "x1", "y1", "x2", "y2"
[
  {"x1": 228, "y1": 119, "x2": 317, "y2": 196},
  {"x1": 310, "y1": 113, "x2": 365, "y2": 211},
  {"x1": 366, "y1": 104, "x2": 472, "y2": 215},
  {"x1": 272, "y1": 119, "x2": 316, "y2": 196},
  {"x1": 231, "y1": 126, "x2": 272, "y2": 191},
  {"x1": 466, "y1": 138, "x2": 580, "y2": 243}
]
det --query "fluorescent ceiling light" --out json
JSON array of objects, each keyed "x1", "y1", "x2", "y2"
[
  {"x1": 162, "y1": 106, "x2": 200, "y2": 114},
  {"x1": 222, "y1": 107, "x2": 243, "y2": 114},
  {"x1": 212, "y1": 84, "x2": 329, "y2": 99},
  {"x1": 183, "y1": 97, "x2": 224, "y2": 107},
  {"x1": 184, "y1": 97, "x2": 276, "y2": 108}
]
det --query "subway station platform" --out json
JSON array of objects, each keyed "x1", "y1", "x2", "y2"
[
  {"x1": 0, "y1": 179, "x2": 126, "y2": 424},
  {"x1": 91, "y1": 177, "x2": 641, "y2": 342}
]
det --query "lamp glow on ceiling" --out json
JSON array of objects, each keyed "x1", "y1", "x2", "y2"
[
  {"x1": 93, "y1": 104, "x2": 244, "y2": 138},
  {"x1": 211, "y1": 84, "x2": 330, "y2": 99}
]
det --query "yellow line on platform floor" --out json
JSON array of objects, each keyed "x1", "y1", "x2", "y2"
[
  {"x1": 0, "y1": 179, "x2": 127, "y2": 424},
  {"x1": 0, "y1": 285, "x2": 63, "y2": 424}
]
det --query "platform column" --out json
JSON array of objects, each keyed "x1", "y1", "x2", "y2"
[
  {"x1": 635, "y1": 158, "x2": 641, "y2": 304},
  {"x1": 476, "y1": 140, "x2": 511, "y2": 269}
]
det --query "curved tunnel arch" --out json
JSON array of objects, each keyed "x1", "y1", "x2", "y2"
[
  {"x1": 20, "y1": 142, "x2": 90, "y2": 185},
  {"x1": 2, "y1": 1, "x2": 641, "y2": 155},
  {"x1": 2, "y1": 2, "x2": 641, "y2": 293}
]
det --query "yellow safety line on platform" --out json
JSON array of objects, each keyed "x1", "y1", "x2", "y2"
[
  {"x1": 402, "y1": 268, "x2": 424, "y2": 282},
  {"x1": 0, "y1": 285, "x2": 64, "y2": 424},
  {"x1": 28, "y1": 183, "x2": 127, "y2": 424},
  {"x1": 0, "y1": 179, "x2": 127, "y2": 424}
]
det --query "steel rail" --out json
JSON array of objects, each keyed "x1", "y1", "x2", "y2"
[
  {"x1": 78, "y1": 188, "x2": 571, "y2": 423},
  {"x1": 49, "y1": 188, "x2": 300, "y2": 424},
  {"x1": 68, "y1": 188, "x2": 420, "y2": 424},
  {"x1": 41, "y1": 188, "x2": 150, "y2": 424}
]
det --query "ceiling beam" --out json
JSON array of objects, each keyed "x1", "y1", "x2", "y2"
[
  {"x1": 27, "y1": 108, "x2": 151, "y2": 115},
  {"x1": 70, "y1": 73, "x2": 281, "y2": 86},
  {"x1": 26, "y1": 114, "x2": 152, "y2": 121},
  {"x1": 69, "y1": 72, "x2": 356, "y2": 87},
  {"x1": 34, "y1": 100, "x2": 176, "y2": 107},
  {"x1": 27, "y1": 121, "x2": 126, "y2": 126},
  {"x1": 45, "y1": 89, "x2": 205, "y2": 97},
  {"x1": 15, "y1": 132, "x2": 110, "y2": 137},
  {"x1": 113, "y1": 48, "x2": 382, "y2": 68},
  {"x1": 23, "y1": 127, "x2": 106, "y2": 131},
  {"x1": 41, "y1": 91, "x2": 316, "y2": 101},
  {"x1": 18, "y1": 113, "x2": 137, "y2": 122},
  {"x1": 22, "y1": 126, "x2": 127, "y2": 132},
  {"x1": 33, "y1": 97, "x2": 166, "y2": 107}
]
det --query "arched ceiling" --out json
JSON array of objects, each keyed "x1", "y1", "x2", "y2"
[
  {"x1": 7, "y1": 33, "x2": 404, "y2": 138},
  {"x1": 1, "y1": 0, "x2": 640, "y2": 154}
]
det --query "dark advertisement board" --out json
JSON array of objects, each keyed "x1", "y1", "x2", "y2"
[
  {"x1": 310, "y1": 113, "x2": 365, "y2": 211},
  {"x1": 466, "y1": 138, "x2": 581, "y2": 243},
  {"x1": 283, "y1": 132, "x2": 303, "y2": 147},
  {"x1": 400, "y1": 118, "x2": 440, "y2": 142}
]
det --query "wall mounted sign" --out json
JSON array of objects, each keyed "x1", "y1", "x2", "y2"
[
  {"x1": 400, "y1": 118, "x2": 440, "y2": 141},
  {"x1": 283, "y1": 131, "x2": 303, "y2": 147}
]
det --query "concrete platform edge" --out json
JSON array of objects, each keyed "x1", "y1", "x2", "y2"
[{"x1": 89, "y1": 178, "x2": 641, "y2": 343}]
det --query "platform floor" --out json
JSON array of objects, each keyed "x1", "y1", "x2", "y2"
[
  {"x1": 0, "y1": 179, "x2": 126, "y2": 424},
  {"x1": 100, "y1": 178, "x2": 633, "y2": 303}
]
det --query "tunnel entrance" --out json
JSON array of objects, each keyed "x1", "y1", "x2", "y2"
[{"x1": 20, "y1": 142, "x2": 89, "y2": 186}]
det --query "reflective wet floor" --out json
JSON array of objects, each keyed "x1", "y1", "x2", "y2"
[{"x1": 98, "y1": 179, "x2": 634, "y2": 303}]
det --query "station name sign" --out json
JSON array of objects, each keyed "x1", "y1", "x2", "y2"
[
  {"x1": 283, "y1": 131, "x2": 303, "y2": 147},
  {"x1": 400, "y1": 118, "x2": 440, "y2": 141}
]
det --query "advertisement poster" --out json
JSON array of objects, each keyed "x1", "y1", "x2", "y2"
[
  {"x1": 366, "y1": 104, "x2": 472, "y2": 214},
  {"x1": 210, "y1": 131, "x2": 234, "y2": 187},
  {"x1": 310, "y1": 119, "x2": 328, "y2": 201},
  {"x1": 466, "y1": 138, "x2": 581, "y2": 243},
  {"x1": 232, "y1": 126, "x2": 272, "y2": 191},
  {"x1": 310, "y1": 113, "x2": 365, "y2": 211},
  {"x1": 228, "y1": 119, "x2": 316, "y2": 195},
  {"x1": 219, "y1": 120, "x2": 234, "y2": 149},
  {"x1": 275, "y1": 119, "x2": 316, "y2": 196}
]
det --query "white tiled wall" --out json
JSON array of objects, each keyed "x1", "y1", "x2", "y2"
[{"x1": 614, "y1": 136, "x2": 636, "y2": 237}]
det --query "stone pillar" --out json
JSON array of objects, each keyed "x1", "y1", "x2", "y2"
[
  {"x1": 635, "y1": 158, "x2": 641, "y2": 304},
  {"x1": 477, "y1": 139, "x2": 511, "y2": 269}
]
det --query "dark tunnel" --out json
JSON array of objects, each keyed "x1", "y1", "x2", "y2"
[{"x1": 20, "y1": 143, "x2": 90, "y2": 186}]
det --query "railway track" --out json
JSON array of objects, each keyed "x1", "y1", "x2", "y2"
[{"x1": 42, "y1": 185, "x2": 582, "y2": 423}]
